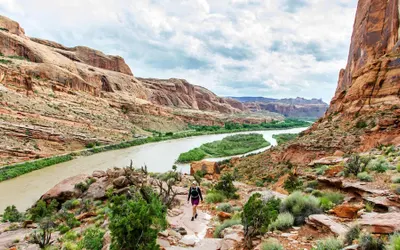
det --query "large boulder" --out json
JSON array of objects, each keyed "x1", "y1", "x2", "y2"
[
  {"x1": 358, "y1": 212, "x2": 400, "y2": 234},
  {"x1": 41, "y1": 174, "x2": 88, "y2": 202},
  {"x1": 190, "y1": 161, "x2": 219, "y2": 176},
  {"x1": 86, "y1": 177, "x2": 108, "y2": 199},
  {"x1": 332, "y1": 203, "x2": 364, "y2": 219}
]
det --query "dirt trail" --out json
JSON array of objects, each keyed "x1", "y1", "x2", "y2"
[{"x1": 165, "y1": 195, "x2": 223, "y2": 250}]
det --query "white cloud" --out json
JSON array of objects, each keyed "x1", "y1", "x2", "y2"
[{"x1": 0, "y1": 0, "x2": 358, "y2": 102}]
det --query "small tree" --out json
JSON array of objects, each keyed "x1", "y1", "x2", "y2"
[
  {"x1": 2, "y1": 205, "x2": 23, "y2": 222},
  {"x1": 30, "y1": 217, "x2": 55, "y2": 248},
  {"x1": 29, "y1": 200, "x2": 58, "y2": 222},
  {"x1": 109, "y1": 192, "x2": 167, "y2": 250},
  {"x1": 242, "y1": 193, "x2": 281, "y2": 248},
  {"x1": 214, "y1": 173, "x2": 238, "y2": 199}
]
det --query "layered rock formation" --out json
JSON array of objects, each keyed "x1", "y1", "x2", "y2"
[
  {"x1": 0, "y1": 15, "x2": 275, "y2": 166},
  {"x1": 233, "y1": 0, "x2": 400, "y2": 176},
  {"x1": 231, "y1": 97, "x2": 328, "y2": 118}
]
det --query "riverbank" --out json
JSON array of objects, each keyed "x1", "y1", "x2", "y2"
[
  {"x1": 0, "y1": 121, "x2": 309, "y2": 183},
  {"x1": 176, "y1": 134, "x2": 270, "y2": 163}
]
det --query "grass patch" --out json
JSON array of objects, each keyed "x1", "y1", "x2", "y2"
[
  {"x1": 0, "y1": 155, "x2": 73, "y2": 182},
  {"x1": 280, "y1": 191, "x2": 321, "y2": 225},
  {"x1": 177, "y1": 133, "x2": 270, "y2": 163},
  {"x1": 213, "y1": 219, "x2": 241, "y2": 238},
  {"x1": 205, "y1": 191, "x2": 226, "y2": 204},
  {"x1": 0, "y1": 59, "x2": 12, "y2": 64},
  {"x1": 318, "y1": 191, "x2": 344, "y2": 211},
  {"x1": 272, "y1": 133, "x2": 298, "y2": 145},
  {"x1": 357, "y1": 172, "x2": 373, "y2": 182},
  {"x1": 313, "y1": 237, "x2": 343, "y2": 250},
  {"x1": 261, "y1": 238, "x2": 284, "y2": 250},
  {"x1": 268, "y1": 212, "x2": 294, "y2": 231}
]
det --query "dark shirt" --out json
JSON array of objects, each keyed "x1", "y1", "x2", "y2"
[{"x1": 187, "y1": 186, "x2": 203, "y2": 201}]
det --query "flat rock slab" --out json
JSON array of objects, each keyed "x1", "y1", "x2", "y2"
[
  {"x1": 0, "y1": 228, "x2": 32, "y2": 249},
  {"x1": 342, "y1": 182, "x2": 389, "y2": 196},
  {"x1": 309, "y1": 156, "x2": 345, "y2": 166},
  {"x1": 166, "y1": 239, "x2": 223, "y2": 250},
  {"x1": 359, "y1": 212, "x2": 400, "y2": 233},
  {"x1": 307, "y1": 214, "x2": 348, "y2": 236}
]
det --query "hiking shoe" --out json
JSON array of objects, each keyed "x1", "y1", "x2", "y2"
[
  {"x1": 195, "y1": 213, "x2": 198, "y2": 219},
  {"x1": 191, "y1": 217, "x2": 194, "y2": 221}
]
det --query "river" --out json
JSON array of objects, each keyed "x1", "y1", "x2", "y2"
[{"x1": 0, "y1": 127, "x2": 307, "y2": 211}]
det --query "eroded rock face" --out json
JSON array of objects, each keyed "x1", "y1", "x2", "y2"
[
  {"x1": 190, "y1": 161, "x2": 220, "y2": 176},
  {"x1": 40, "y1": 174, "x2": 88, "y2": 203},
  {"x1": 0, "y1": 15, "x2": 25, "y2": 36}
]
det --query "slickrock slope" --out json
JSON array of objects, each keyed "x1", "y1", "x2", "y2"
[
  {"x1": 232, "y1": 97, "x2": 328, "y2": 118},
  {"x1": 0, "y1": 15, "x2": 274, "y2": 166},
  {"x1": 232, "y1": 0, "x2": 400, "y2": 176}
]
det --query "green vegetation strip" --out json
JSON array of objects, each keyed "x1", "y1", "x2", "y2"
[
  {"x1": 272, "y1": 133, "x2": 299, "y2": 145},
  {"x1": 177, "y1": 134, "x2": 270, "y2": 163},
  {"x1": 0, "y1": 119, "x2": 308, "y2": 182}
]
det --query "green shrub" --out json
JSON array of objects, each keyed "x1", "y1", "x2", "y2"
[
  {"x1": 280, "y1": 191, "x2": 321, "y2": 225},
  {"x1": 357, "y1": 172, "x2": 373, "y2": 182},
  {"x1": 344, "y1": 154, "x2": 365, "y2": 177},
  {"x1": 306, "y1": 180, "x2": 319, "y2": 189},
  {"x1": 62, "y1": 199, "x2": 80, "y2": 210},
  {"x1": 108, "y1": 193, "x2": 167, "y2": 250},
  {"x1": 268, "y1": 212, "x2": 294, "y2": 231},
  {"x1": 62, "y1": 241, "x2": 78, "y2": 250},
  {"x1": 367, "y1": 158, "x2": 389, "y2": 173},
  {"x1": 359, "y1": 233, "x2": 385, "y2": 250},
  {"x1": 57, "y1": 224, "x2": 70, "y2": 234},
  {"x1": 313, "y1": 237, "x2": 343, "y2": 250},
  {"x1": 256, "y1": 180, "x2": 265, "y2": 187},
  {"x1": 344, "y1": 225, "x2": 360, "y2": 245},
  {"x1": 311, "y1": 190, "x2": 323, "y2": 197},
  {"x1": 78, "y1": 227, "x2": 105, "y2": 250},
  {"x1": 242, "y1": 193, "x2": 281, "y2": 248},
  {"x1": 365, "y1": 202, "x2": 374, "y2": 212},
  {"x1": 216, "y1": 203, "x2": 233, "y2": 213},
  {"x1": 62, "y1": 230, "x2": 79, "y2": 242},
  {"x1": 58, "y1": 211, "x2": 81, "y2": 228},
  {"x1": 355, "y1": 120, "x2": 367, "y2": 129},
  {"x1": 176, "y1": 148, "x2": 207, "y2": 163},
  {"x1": 205, "y1": 192, "x2": 226, "y2": 204},
  {"x1": 0, "y1": 59, "x2": 12, "y2": 64},
  {"x1": 396, "y1": 164, "x2": 400, "y2": 173},
  {"x1": 392, "y1": 177, "x2": 400, "y2": 184},
  {"x1": 261, "y1": 238, "x2": 284, "y2": 250},
  {"x1": 2, "y1": 205, "x2": 23, "y2": 222},
  {"x1": 29, "y1": 200, "x2": 58, "y2": 222},
  {"x1": 319, "y1": 191, "x2": 344, "y2": 211},
  {"x1": 213, "y1": 219, "x2": 241, "y2": 238},
  {"x1": 316, "y1": 165, "x2": 329, "y2": 176},
  {"x1": 389, "y1": 233, "x2": 400, "y2": 250},
  {"x1": 283, "y1": 174, "x2": 303, "y2": 193},
  {"x1": 214, "y1": 173, "x2": 239, "y2": 199}
]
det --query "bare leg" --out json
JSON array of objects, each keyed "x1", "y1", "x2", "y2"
[{"x1": 192, "y1": 205, "x2": 197, "y2": 217}]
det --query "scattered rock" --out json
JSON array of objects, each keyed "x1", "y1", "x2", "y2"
[
  {"x1": 40, "y1": 174, "x2": 88, "y2": 203},
  {"x1": 332, "y1": 203, "x2": 364, "y2": 219},
  {"x1": 359, "y1": 212, "x2": 400, "y2": 234},
  {"x1": 306, "y1": 214, "x2": 348, "y2": 236},
  {"x1": 112, "y1": 176, "x2": 129, "y2": 188},
  {"x1": 218, "y1": 211, "x2": 232, "y2": 221}
]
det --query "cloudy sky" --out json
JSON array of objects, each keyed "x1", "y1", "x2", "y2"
[{"x1": 0, "y1": 0, "x2": 357, "y2": 102}]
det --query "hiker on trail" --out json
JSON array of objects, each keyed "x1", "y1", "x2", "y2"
[{"x1": 187, "y1": 181, "x2": 203, "y2": 221}]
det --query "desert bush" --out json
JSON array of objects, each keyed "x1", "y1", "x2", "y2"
[
  {"x1": 205, "y1": 191, "x2": 226, "y2": 204},
  {"x1": 313, "y1": 237, "x2": 343, "y2": 250},
  {"x1": 216, "y1": 203, "x2": 233, "y2": 213},
  {"x1": 367, "y1": 158, "x2": 389, "y2": 173},
  {"x1": 365, "y1": 202, "x2": 374, "y2": 212},
  {"x1": 62, "y1": 241, "x2": 78, "y2": 250},
  {"x1": 30, "y1": 218, "x2": 56, "y2": 248},
  {"x1": 388, "y1": 233, "x2": 400, "y2": 250},
  {"x1": 242, "y1": 193, "x2": 281, "y2": 248},
  {"x1": 316, "y1": 165, "x2": 329, "y2": 176},
  {"x1": 268, "y1": 212, "x2": 294, "y2": 231},
  {"x1": 311, "y1": 190, "x2": 323, "y2": 197},
  {"x1": 78, "y1": 227, "x2": 105, "y2": 250},
  {"x1": 306, "y1": 180, "x2": 319, "y2": 189},
  {"x1": 396, "y1": 164, "x2": 400, "y2": 173},
  {"x1": 319, "y1": 191, "x2": 344, "y2": 211},
  {"x1": 213, "y1": 219, "x2": 242, "y2": 238},
  {"x1": 261, "y1": 238, "x2": 284, "y2": 250},
  {"x1": 29, "y1": 200, "x2": 58, "y2": 222},
  {"x1": 283, "y1": 173, "x2": 303, "y2": 193},
  {"x1": 62, "y1": 199, "x2": 80, "y2": 210},
  {"x1": 357, "y1": 172, "x2": 373, "y2": 182},
  {"x1": 58, "y1": 211, "x2": 81, "y2": 228},
  {"x1": 2, "y1": 205, "x2": 23, "y2": 222},
  {"x1": 344, "y1": 225, "x2": 360, "y2": 245},
  {"x1": 359, "y1": 233, "x2": 385, "y2": 250},
  {"x1": 214, "y1": 173, "x2": 239, "y2": 199},
  {"x1": 108, "y1": 192, "x2": 167, "y2": 250},
  {"x1": 392, "y1": 177, "x2": 400, "y2": 184},
  {"x1": 57, "y1": 224, "x2": 70, "y2": 234},
  {"x1": 344, "y1": 154, "x2": 366, "y2": 177},
  {"x1": 280, "y1": 191, "x2": 321, "y2": 225}
]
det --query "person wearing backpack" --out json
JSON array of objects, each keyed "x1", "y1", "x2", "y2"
[{"x1": 187, "y1": 181, "x2": 203, "y2": 221}]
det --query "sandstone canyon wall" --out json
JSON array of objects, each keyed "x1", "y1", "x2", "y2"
[
  {"x1": 235, "y1": 0, "x2": 400, "y2": 176},
  {"x1": 0, "y1": 15, "x2": 273, "y2": 166}
]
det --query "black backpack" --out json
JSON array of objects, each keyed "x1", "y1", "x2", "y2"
[{"x1": 190, "y1": 187, "x2": 200, "y2": 198}]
